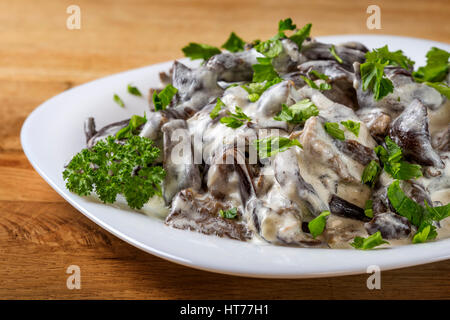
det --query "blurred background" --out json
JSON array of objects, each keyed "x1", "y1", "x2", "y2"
[{"x1": 0, "y1": 0, "x2": 449, "y2": 299}]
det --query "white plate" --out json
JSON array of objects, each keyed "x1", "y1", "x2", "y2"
[{"x1": 21, "y1": 35, "x2": 450, "y2": 278}]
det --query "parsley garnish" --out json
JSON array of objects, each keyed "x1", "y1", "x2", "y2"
[
  {"x1": 360, "y1": 60, "x2": 394, "y2": 101},
  {"x1": 361, "y1": 160, "x2": 381, "y2": 188},
  {"x1": 113, "y1": 94, "x2": 125, "y2": 108},
  {"x1": 253, "y1": 136, "x2": 302, "y2": 159},
  {"x1": 219, "y1": 207, "x2": 238, "y2": 219},
  {"x1": 153, "y1": 84, "x2": 178, "y2": 111},
  {"x1": 62, "y1": 136, "x2": 165, "y2": 210},
  {"x1": 127, "y1": 84, "x2": 142, "y2": 97},
  {"x1": 301, "y1": 75, "x2": 331, "y2": 91},
  {"x1": 424, "y1": 81, "x2": 450, "y2": 99},
  {"x1": 222, "y1": 32, "x2": 245, "y2": 52},
  {"x1": 210, "y1": 97, "x2": 225, "y2": 119},
  {"x1": 351, "y1": 231, "x2": 389, "y2": 250},
  {"x1": 252, "y1": 57, "x2": 280, "y2": 82},
  {"x1": 375, "y1": 136, "x2": 422, "y2": 180},
  {"x1": 365, "y1": 45, "x2": 415, "y2": 70},
  {"x1": 219, "y1": 106, "x2": 251, "y2": 129},
  {"x1": 413, "y1": 47, "x2": 449, "y2": 83},
  {"x1": 308, "y1": 211, "x2": 330, "y2": 238},
  {"x1": 255, "y1": 39, "x2": 283, "y2": 58},
  {"x1": 116, "y1": 114, "x2": 147, "y2": 140},
  {"x1": 241, "y1": 78, "x2": 282, "y2": 102},
  {"x1": 364, "y1": 199, "x2": 374, "y2": 218},
  {"x1": 340, "y1": 120, "x2": 360, "y2": 137},
  {"x1": 323, "y1": 122, "x2": 345, "y2": 140},
  {"x1": 278, "y1": 18, "x2": 297, "y2": 33},
  {"x1": 289, "y1": 23, "x2": 312, "y2": 50},
  {"x1": 309, "y1": 70, "x2": 329, "y2": 80},
  {"x1": 182, "y1": 43, "x2": 221, "y2": 60},
  {"x1": 274, "y1": 99, "x2": 319, "y2": 124},
  {"x1": 329, "y1": 45, "x2": 343, "y2": 64}
]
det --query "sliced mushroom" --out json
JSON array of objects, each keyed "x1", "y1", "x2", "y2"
[
  {"x1": 206, "y1": 49, "x2": 259, "y2": 82},
  {"x1": 329, "y1": 195, "x2": 370, "y2": 222},
  {"x1": 365, "y1": 211, "x2": 411, "y2": 239},
  {"x1": 86, "y1": 119, "x2": 130, "y2": 148}
]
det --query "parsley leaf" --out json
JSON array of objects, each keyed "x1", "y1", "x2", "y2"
[
  {"x1": 127, "y1": 84, "x2": 142, "y2": 97},
  {"x1": 241, "y1": 78, "x2": 282, "y2": 102},
  {"x1": 412, "y1": 224, "x2": 435, "y2": 244},
  {"x1": 365, "y1": 45, "x2": 415, "y2": 70},
  {"x1": 329, "y1": 45, "x2": 343, "y2": 64},
  {"x1": 309, "y1": 70, "x2": 329, "y2": 80},
  {"x1": 113, "y1": 94, "x2": 125, "y2": 108},
  {"x1": 413, "y1": 47, "x2": 449, "y2": 83},
  {"x1": 221, "y1": 32, "x2": 245, "y2": 52},
  {"x1": 116, "y1": 114, "x2": 147, "y2": 140},
  {"x1": 252, "y1": 57, "x2": 280, "y2": 82},
  {"x1": 424, "y1": 81, "x2": 450, "y2": 99},
  {"x1": 210, "y1": 98, "x2": 225, "y2": 119},
  {"x1": 361, "y1": 160, "x2": 382, "y2": 188},
  {"x1": 62, "y1": 136, "x2": 165, "y2": 210},
  {"x1": 387, "y1": 180, "x2": 424, "y2": 227},
  {"x1": 255, "y1": 39, "x2": 283, "y2": 58},
  {"x1": 253, "y1": 136, "x2": 302, "y2": 159},
  {"x1": 424, "y1": 200, "x2": 450, "y2": 221},
  {"x1": 182, "y1": 43, "x2": 221, "y2": 60},
  {"x1": 301, "y1": 75, "x2": 331, "y2": 91},
  {"x1": 323, "y1": 122, "x2": 345, "y2": 140},
  {"x1": 340, "y1": 120, "x2": 360, "y2": 137},
  {"x1": 364, "y1": 199, "x2": 374, "y2": 218},
  {"x1": 360, "y1": 60, "x2": 394, "y2": 101},
  {"x1": 153, "y1": 84, "x2": 178, "y2": 111},
  {"x1": 219, "y1": 106, "x2": 251, "y2": 129},
  {"x1": 274, "y1": 99, "x2": 319, "y2": 124},
  {"x1": 219, "y1": 207, "x2": 238, "y2": 219},
  {"x1": 278, "y1": 18, "x2": 297, "y2": 33},
  {"x1": 351, "y1": 231, "x2": 389, "y2": 250},
  {"x1": 289, "y1": 23, "x2": 312, "y2": 50},
  {"x1": 308, "y1": 210, "x2": 330, "y2": 238}
]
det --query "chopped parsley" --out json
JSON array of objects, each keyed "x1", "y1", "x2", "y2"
[
  {"x1": 255, "y1": 39, "x2": 283, "y2": 58},
  {"x1": 219, "y1": 207, "x2": 238, "y2": 219},
  {"x1": 253, "y1": 136, "x2": 302, "y2": 159},
  {"x1": 329, "y1": 45, "x2": 343, "y2": 64},
  {"x1": 278, "y1": 18, "x2": 297, "y2": 33},
  {"x1": 309, "y1": 70, "x2": 329, "y2": 81},
  {"x1": 413, "y1": 47, "x2": 449, "y2": 83},
  {"x1": 365, "y1": 45, "x2": 415, "y2": 70},
  {"x1": 62, "y1": 136, "x2": 165, "y2": 210},
  {"x1": 113, "y1": 94, "x2": 125, "y2": 108},
  {"x1": 340, "y1": 120, "x2": 360, "y2": 137},
  {"x1": 219, "y1": 106, "x2": 251, "y2": 129},
  {"x1": 182, "y1": 43, "x2": 221, "y2": 61},
  {"x1": 301, "y1": 75, "x2": 331, "y2": 91},
  {"x1": 351, "y1": 231, "x2": 389, "y2": 250},
  {"x1": 360, "y1": 59, "x2": 394, "y2": 101},
  {"x1": 116, "y1": 114, "x2": 147, "y2": 140},
  {"x1": 289, "y1": 23, "x2": 312, "y2": 50},
  {"x1": 241, "y1": 78, "x2": 282, "y2": 102},
  {"x1": 222, "y1": 32, "x2": 245, "y2": 52},
  {"x1": 364, "y1": 199, "x2": 374, "y2": 218},
  {"x1": 127, "y1": 84, "x2": 142, "y2": 97},
  {"x1": 153, "y1": 84, "x2": 178, "y2": 111},
  {"x1": 361, "y1": 160, "x2": 381, "y2": 188},
  {"x1": 308, "y1": 211, "x2": 330, "y2": 238},
  {"x1": 323, "y1": 122, "x2": 345, "y2": 140},
  {"x1": 274, "y1": 99, "x2": 319, "y2": 124},
  {"x1": 210, "y1": 98, "x2": 225, "y2": 119},
  {"x1": 252, "y1": 57, "x2": 280, "y2": 82}
]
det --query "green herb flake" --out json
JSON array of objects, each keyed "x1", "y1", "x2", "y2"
[
  {"x1": 301, "y1": 75, "x2": 331, "y2": 91},
  {"x1": 210, "y1": 98, "x2": 225, "y2": 119},
  {"x1": 309, "y1": 70, "x2": 329, "y2": 81},
  {"x1": 361, "y1": 160, "x2": 381, "y2": 188},
  {"x1": 329, "y1": 45, "x2": 343, "y2": 64},
  {"x1": 340, "y1": 120, "x2": 360, "y2": 137},
  {"x1": 182, "y1": 42, "x2": 221, "y2": 61},
  {"x1": 241, "y1": 77, "x2": 282, "y2": 102},
  {"x1": 219, "y1": 207, "x2": 238, "y2": 219},
  {"x1": 153, "y1": 84, "x2": 178, "y2": 111},
  {"x1": 387, "y1": 180, "x2": 424, "y2": 227},
  {"x1": 219, "y1": 106, "x2": 251, "y2": 129},
  {"x1": 308, "y1": 211, "x2": 331, "y2": 238},
  {"x1": 278, "y1": 18, "x2": 297, "y2": 33},
  {"x1": 323, "y1": 122, "x2": 345, "y2": 140},
  {"x1": 255, "y1": 39, "x2": 283, "y2": 58},
  {"x1": 365, "y1": 45, "x2": 415, "y2": 70},
  {"x1": 413, "y1": 47, "x2": 449, "y2": 83},
  {"x1": 360, "y1": 60, "x2": 394, "y2": 101},
  {"x1": 274, "y1": 99, "x2": 319, "y2": 124},
  {"x1": 253, "y1": 136, "x2": 302, "y2": 159},
  {"x1": 289, "y1": 23, "x2": 312, "y2": 50},
  {"x1": 252, "y1": 57, "x2": 280, "y2": 82},
  {"x1": 127, "y1": 84, "x2": 142, "y2": 97},
  {"x1": 116, "y1": 114, "x2": 147, "y2": 140},
  {"x1": 364, "y1": 200, "x2": 374, "y2": 218},
  {"x1": 221, "y1": 32, "x2": 245, "y2": 53},
  {"x1": 113, "y1": 94, "x2": 125, "y2": 108},
  {"x1": 351, "y1": 231, "x2": 389, "y2": 250}
]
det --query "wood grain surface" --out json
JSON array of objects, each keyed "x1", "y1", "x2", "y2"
[{"x1": 1, "y1": 0, "x2": 449, "y2": 299}]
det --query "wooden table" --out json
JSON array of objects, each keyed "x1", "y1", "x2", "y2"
[{"x1": 1, "y1": 0, "x2": 449, "y2": 299}]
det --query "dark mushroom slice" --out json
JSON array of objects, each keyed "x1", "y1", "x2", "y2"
[
  {"x1": 273, "y1": 148, "x2": 329, "y2": 216},
  {"x1": 372, "y1": 185, "x2": 391, "y2": 215},
  {"x1": 298, "y1": 60, "x2": 354, "y2": 83},
  {"x1": 86, "y1": 119, "x2": 130, "y2": 148},
  {"x1": 257, "y1": 80, "x2": 296, "y2": 117},
  {"x1": 329, "y1": 195, "x2": 370, "y2": 222},
  {"x1": 83, "y1": 117, "x2": 97, "y2": 144},
  {"x1": 301, "y1": 41, "x2": 366, "y2": 71},
  {"x1": 165, "y1": 188, "x2": 252, "y2": 241},
  {"x1": 161, "y1": 119, "x2": 202, "y2": 203},
  {"x1": 205, "y1": 50, "x2": 258, "y2": 82},
  {"x1": 389, "y1": 99, "x2": 444, "y2": 168},
  {"x1": 365, "y1": 211, "x2": 411, "y2": 239},
  {"x1": 432, "y1": 125, "x2": 450, "y2": 152},
  {"x1": 338, "y1": 41, "x2": 369, "y2": 53},
  {"x1": 334, "y1": 139, "x2": 377, "y2": 166},
  {"x1": 281, "y1": 71, "x2": 307, "y2": 88}
]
